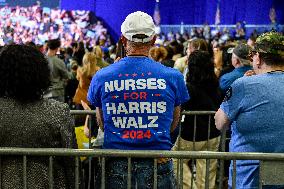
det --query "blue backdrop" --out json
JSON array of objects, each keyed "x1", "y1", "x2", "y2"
[
  {"x1": 60, "y1": 0, "x2": 284, "y2": 40},
  {"x1": 1, "y1": 0, "x2": 59, "y2": 8},
  {"x1": 60, "y1": 0, "x2": 95, "y2": 11}
]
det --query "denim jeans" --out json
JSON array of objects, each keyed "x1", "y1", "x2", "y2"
[{"x1": 105, "y1": 158, "x2": 176, "y2": 189}]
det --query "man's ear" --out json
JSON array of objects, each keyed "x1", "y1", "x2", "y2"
[
  {"x1": 121, "y1": 35, "x2": 127, "y2": 47},
  {"x1": 150, "y1": 35, "x2": 157, "y2": 46},
  {"x1": 255, "y1": 53, "x2": 262, "y2": 67}
]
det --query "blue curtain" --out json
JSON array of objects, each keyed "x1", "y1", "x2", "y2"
[
  {"x1": 60, "y1": 0, "x2": 95, "y2": 11},
  {"x1": 4, "y1": 0, "x2": 59, "y2": 8},
  {"x1": 60, "y1": 0, "x2": 284, "y2": 40}
]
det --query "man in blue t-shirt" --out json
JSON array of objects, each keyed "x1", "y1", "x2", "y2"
[
  {"x1": 215, "y1": 32, "x2": 284, "y2": 189},
  {"x1": 219, "y1": 44, "x2": 252, "y2": 94},
  {"x1": 88, "y1": 11, "x2": 189, "y2": 189}
]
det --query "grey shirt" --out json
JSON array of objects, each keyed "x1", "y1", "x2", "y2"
[{"x1": 46, "y1": 55, "x2": 70, "y2": 98}]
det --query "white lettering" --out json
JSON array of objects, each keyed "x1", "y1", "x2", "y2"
[
  {"x1": 105, "y1": 81, "x2": 114, "y2": 92},
  {"x1": 140, "y1": 102, "x2": 152, "y2": 113},
  {"x1": 136, "y1": 79, "x2": 147, "y2": 89},
  {"x1": 157, "y1": 79, "x2": 166, "y2": 89},
  {"x1": 104, "y1": 78, "x2": 167, "y2": 92},
  {"x1": 106, "y1": 103, "x2": 116, "y2": 114},
  {"x1": 138, "y1": 117, "x2": 147, "y2": 128},
  {"x1": 126, "y1": 117, "x2": 138, "y2": 128},
  {"x1": 147, "y1": 78, "x2": 157, "y2": 89},
  {"x1": 112, "y1": 116, "x2": 158, "y2": 128},
  {"x1": 117, "y1": 103, "x2": 128, "y2": 114},
  {"x1": 157, "y1": 101, "x2": 167, "y2": 113},
  {"x1": 114, "y1": 80, "x2": 124, "y2": 91},
  {"x1": 112, "y1": 117, "x2": 127, "y2": 128},
  {"x1": 148, "y1": 116, "x2": 158, "y2": 127},
  {"x1": 125, "y1": 79, "x2": 136, "y2": 90},
  {"x1": 128, "y1": 102, "x2": 140, "y2": 114}
]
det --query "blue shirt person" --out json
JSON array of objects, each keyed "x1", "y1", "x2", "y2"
[
  {"x1": 219, "y1": 44, "x2": 252, "y2": 94},
  {"x1": 87, "y1": 11, "x2": 189, "y2": 189},
  {"x1": 215, "y1": 32, "x2": 284, "y2": 189}
]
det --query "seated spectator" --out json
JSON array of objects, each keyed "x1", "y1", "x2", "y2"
[
  {"x1": 0, "y1": 44, "x2": 79, "y2": 188},
  {"x1": 215, "y1": 32, "x2": 284, "y2": 189},
  {"x1": 172, "y1": 50, "x2": 222, "y2": 189}
]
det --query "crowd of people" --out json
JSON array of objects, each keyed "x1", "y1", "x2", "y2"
[
  {"x1": 0, "y1": 6, "x2": 283, "y2": 189},
  {"x1": 0, "y1": 4, "x2": 111, "y2": 47}
]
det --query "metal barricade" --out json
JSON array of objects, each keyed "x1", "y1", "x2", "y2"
[
  {"x1": 70, "y1": 110, "x2": 227, "y2": 189},
  {"x1": 1, "y1": 148, "x2": 284, "y2": 189},
  {"x1": 1, "y1": 110, "x2": 283, "y2": 188},
  {"x1": 175, "y1": 111, "x2": 227, "y2": 189}
]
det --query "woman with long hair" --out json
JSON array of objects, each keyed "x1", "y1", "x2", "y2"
[
  {"x1": 73, "y1": 52, "x2": 100, "y2": 136},
  {"x1": 172, "y1": 50, "x2": 222, "y2": 189},
  {"x1": 73, "y1": 52, "x2": 100, "y2": 106}
]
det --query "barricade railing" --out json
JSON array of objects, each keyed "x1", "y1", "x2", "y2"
[
  {"x1": 69, "y1": 110, "x2": 227, "y2": 189},
  {"x1": 3, "y1": 110, "x2": 281, "y2": 188},
  {"x1": 1, "y1": 148, "x2": 284, "y2": 189}
]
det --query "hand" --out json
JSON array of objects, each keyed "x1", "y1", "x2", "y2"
[
  {"x1": 114, "y1": 57, "x2": 121, "y2": 62},
  {"x1": 244, "y1": 70, "x2": 256, "y2": 76},
  {"x1": 84, "y1": 124, "x2": 90, "y2": 138},
  {"x1": 81, "y1": 100, "x2": 91, "y2": 138}
]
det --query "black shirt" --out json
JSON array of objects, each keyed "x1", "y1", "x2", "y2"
[{"x1": 180, "y1": 84, "x2": 222, "y2": 141}]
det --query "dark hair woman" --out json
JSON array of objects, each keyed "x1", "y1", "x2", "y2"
[
  {"x1": 0, "y1": 45, "x2": 79, "y2": 188},
  {"x1": 172, "y1": 50, "x2": 222, "y2": 189}
]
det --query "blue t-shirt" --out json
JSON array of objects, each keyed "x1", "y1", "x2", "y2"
[
  {"x1": 220, "y1": 72, "x2": 284, "y2": 189},
  {"x1": 88, "y1": 57, "x2": 189, "y2": 150},
  {"x1": 219, "y1": 66, "x2": 251, "y2": 93}
]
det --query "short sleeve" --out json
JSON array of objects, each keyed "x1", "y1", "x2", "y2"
[
  {"x1": 219, "y1": 74, "x2": 231, "y2": 93},
  {"x1": 220, "y1": 79, "x2": 245, "y2": 121},
  {"x1": 175, "y1": 72, "x2": 190, "y2": 106},
  {"x1": 87, "y1": 74, "x2": 102, "y2": 108}
]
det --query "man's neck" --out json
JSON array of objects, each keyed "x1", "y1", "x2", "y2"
[
  {"x1": 47, "y1": 50, "x2": 57, "y2": 57},
  {"x1": 127, "y1": 53, "x2": 148, "y2": 57},
  {"x1": 258, "y1": 64, "x2": 284, "y2": 74},
  {"x1": 126, "y1": 46, "x2": 150, "y2": 57}
]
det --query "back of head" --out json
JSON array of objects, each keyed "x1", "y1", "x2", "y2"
[
  {"x1": 0, "y1": 45, "x2": 50, "y2": 102},
  {"x1": 228, "y1": 43, "x2": 251, "y2": 66},
  {"x1": 66, "y1": 47, "x2": 73, "y2": 56},
  {"x1": 253, "y1": 32, "x2": 284, "y2": 66},
  {"x1": 187, "y1": 50, "x2": 218, "y2": 88},
  {"x1": 47, "y1": 39, "x2": 61, "y2": 50},
  {"x1": 189, "y1": 38, "x2": 209, "y2": 52},
  {"x1": 83, "y1": 52, "x2": 97, "y2": 66},
  {"x1": 149, "y1": 46, "x2": 168, "y2": 62},
  {"x1": 93, "y1": 46, "x2": 103, "y2": 59},
  {"x1": 121, "y1": 11, "x2": 155, "y2": 44},
  {"x1": 82, "y1": 52, "x2": 98, "y2": 77},
  {"x1": 164, "y1": 45, "x2": 174, "y2": 59}
]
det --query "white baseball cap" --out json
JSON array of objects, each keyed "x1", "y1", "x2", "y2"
[{"x1": 121, "y1": 11, "x2": 155, "y2": 43}]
